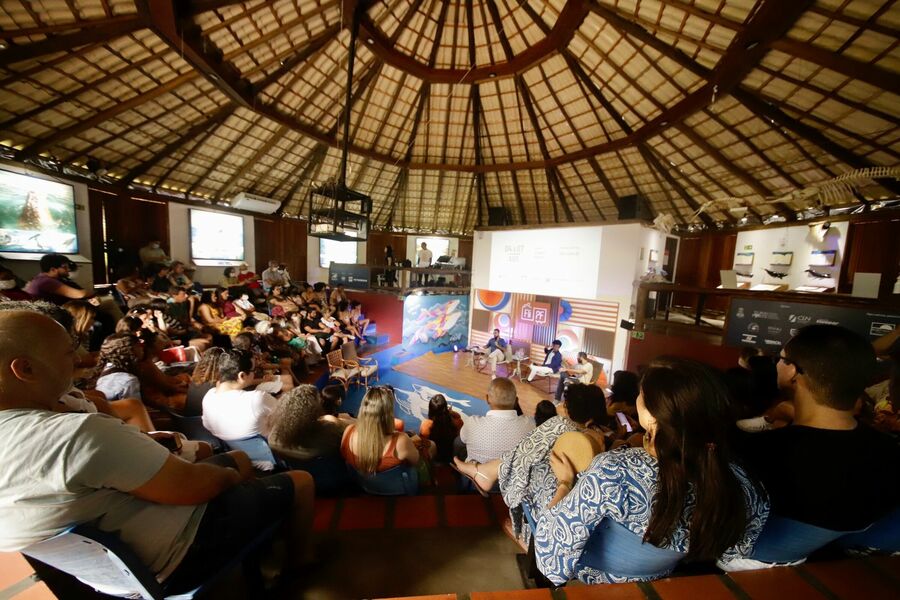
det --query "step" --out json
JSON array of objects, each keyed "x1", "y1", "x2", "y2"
[{"x1": 365, "y1": 333, "x2": 390, "y2": 346}]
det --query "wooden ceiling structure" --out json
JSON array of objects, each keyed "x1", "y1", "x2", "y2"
[{"x1": 0, "y1": 0, "x2": 897, "y2": 233}]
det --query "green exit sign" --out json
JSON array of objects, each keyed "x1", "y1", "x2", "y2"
[{"x1": 631, "y1": 331, "x2": 645, "y2": 340}]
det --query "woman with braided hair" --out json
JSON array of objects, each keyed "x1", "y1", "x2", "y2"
[{"x1": 93, "y1": 333, "x2": 144, "y2": 402}]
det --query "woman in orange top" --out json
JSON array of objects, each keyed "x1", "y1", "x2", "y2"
[
  {"x1": 418, "y1": 394, "x2": 463, "y2": 463},
  {"x1": 341, "y1": 387, "x2": 426, "y2": 473}
]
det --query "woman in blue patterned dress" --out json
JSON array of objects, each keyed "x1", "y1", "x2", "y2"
[
  {"x1": 534, "y1": 357, "x2": 769, "y2": 585},
  {"x1": 453, "y1": 384, "x2": 607, "y2": 547}
]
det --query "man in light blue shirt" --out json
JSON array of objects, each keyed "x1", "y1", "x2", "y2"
[{"x1": 482, "y1": 328, "x2": 508, "y2": 379}]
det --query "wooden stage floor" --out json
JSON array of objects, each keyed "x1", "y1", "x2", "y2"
[{"x1": 393, "y1": 351, "x2": 556, "y2": 416}]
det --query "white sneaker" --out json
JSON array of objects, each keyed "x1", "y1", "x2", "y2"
[{"x1": 736, "y1": 416, "x2": 773, "y2": 433}]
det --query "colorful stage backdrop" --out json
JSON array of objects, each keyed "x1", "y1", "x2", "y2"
[
  {"x1": 472, "y1": 289, "x2": 618, "y2": 365},
  {"x1": 402, "y1": 294, "x2": 469, "y2": 353}
]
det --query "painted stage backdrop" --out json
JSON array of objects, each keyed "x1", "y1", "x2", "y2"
[
  {"x1": 402, "y1": 294, "x2": 469, "y2": 353},
  {"x1": 470, "y1": 289, "x2": 619, "y2": 366}
]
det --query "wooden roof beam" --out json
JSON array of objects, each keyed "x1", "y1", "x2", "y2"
[
  {"x1": 587, "y1": 157, "x2": 623, "y2": 215},
  {"x1": 123, "y1": 103, "x2": 234, "y2": 184},
  {"x1": 350, "y1": 0, "x2": 589, "y2": 83},
  {"x1": 0, "y1": 16, "x2": 142, "y2": 67},
  {"x1": 733, "y1": 88, "x2": 900, "y2": 198},
  {"x1": 638, "y1": 144, "x2": 715, "y2": 226},
  {"x1": 252, "y1": 23, "x2": 341, "y2": 94},
  {"x1": 471, "y1": 85, "x2": 488, "y2": 226},
  {"x1": 277, "y1": 144, "x2": 328, "y2": 214}
]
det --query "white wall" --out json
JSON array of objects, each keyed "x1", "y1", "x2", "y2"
[
  {"x1": 470, "y1": 222, "x2": 670, "y2": 372},
  {"x1": 168, "y1": 202, "x2": 256, "y2": 285},
  {"x1": 306, "y1": 236, "x2": 367, "y2": 284},
  {"x1": 1, "y1": 164, "x2": 94, "y2": 287},
  {"x1": 733, "y1": 221, "x2": 849, "y2": 290}
]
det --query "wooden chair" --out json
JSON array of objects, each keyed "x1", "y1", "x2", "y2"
[
  {"x1": 341, "y1": 343, "x2": 379, "y2": 388},
  {"x1": 326, "y1": 349, "x2": 359, "y2": 391}
]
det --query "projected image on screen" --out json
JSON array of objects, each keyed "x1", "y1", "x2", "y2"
[
  {"x1": 0, "y1": 169, "x2": 77, "y2": 253},
  {"x1": 190, "y1": 209, "x2": 245, "y2": 262},
  {"x1": 320, "y1": 237, "x2": 358, "y2": 268}
]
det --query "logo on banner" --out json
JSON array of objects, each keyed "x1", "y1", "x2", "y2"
[{"x1": 521, "y1": 302, "x2": 551, "y2": 325}]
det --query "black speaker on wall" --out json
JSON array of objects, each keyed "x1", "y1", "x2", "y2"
[
  {"x1": 618, "y1": 195, "x2": 655, "y2": 221},
  {"x1": 488, "y1": 207, "x2": 512, "y2": 226}
]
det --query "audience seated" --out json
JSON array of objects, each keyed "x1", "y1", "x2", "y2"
[
  {"x1": 0, "y1": 266, "x2": 32, "y2": 301},
  {"x1": 201, "y1": 349, "x2": 278, "y2": 444},
  {"x1": 329, "y1": 284, "x2": 348, "y2": 307},
  {"x1": 341, "y1": 387, "x2": 432, "y2": 481},
  {"x1": 186, "y1": 347, "x2": 226, "y2": 417},
  {"x1": 24, "y1": 253, "x2": 94, "y2": 305},
  {"x1": 134, "y1": 331, "x2": 189, "y2": 411},
  {"x1": 419, "y1": 394, "x2": 464, "y2": 463},
  {"x1": 220, "y1": 267, "x2": 239, "y2": 289},
  {"x1": 0, "y1": 308, "x2": 316, "y2": 591},
  {"x1": 197, "y1": 289, "x2": 243, "y2": 337},
  {"x1": 458, "y1": 378, "x2": 534, "y2": 464},
  {"x1": 261, "y1": 261, "x2": 290, "y2": 292},
  {"x1": 92, "y1": 333, "x2": 144, "y2": 401},
  {"x1": 269, "y1": 385, "x2": 345, "y2": 461},
  {"x1": 319, "y1": 385, "x2": 356, "y2": 427},
  {"x1": 724, "y1": 325, "x2": 900, "y2": 568},
  {"x1": 533, "y1": 400, "x2": 558, "y2": 427},
  {"x1": 453, "y1": 384, "x2": 606, "y2": 547},
  {"x1": 605, "y1": 370, "x2": 639, "y2": 419},
  {"x1": 533, "y1": 358, "x2": 769, "y2": 585},
  {"x1": 268, "y1": 284, "x2": 300, "y2": 317}
]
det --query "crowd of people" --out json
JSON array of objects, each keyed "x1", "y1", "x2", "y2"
[{"x1": 0, "y1": 249, "x2": 897, "y2": 593}]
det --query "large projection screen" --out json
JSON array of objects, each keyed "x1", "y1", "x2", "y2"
[
  {"x1": 488, "y1": 227, "x2": 602, "y2": 299},
  {"x1": 190, "y1": 209, "x2": 245, "y2": 263},
  {"x1": 0, "y1": 169, "x2": 78, "y2": 254},
  {"x1": 320, "y1": 237, "x2": 358, "y2": 268}
]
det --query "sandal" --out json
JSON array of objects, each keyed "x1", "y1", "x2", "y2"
[{"x1": 450, "y1": 458, "x2": 491, "y2": 497}]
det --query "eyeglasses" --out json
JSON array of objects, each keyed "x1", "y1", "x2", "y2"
[{"x1": 779, "y1": 353, "x2": 804, "y2": 374}]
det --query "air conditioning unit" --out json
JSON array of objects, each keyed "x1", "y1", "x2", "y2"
[{"x1": 231, "y1": 192, "x2": 279, "y2": 214}]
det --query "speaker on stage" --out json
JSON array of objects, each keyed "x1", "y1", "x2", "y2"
[
  {"x1": 487, "y1": 207, "x2": 511, "y2": 226},
  {"x1": 618, "y1": 195, "x2": 654, "y2": 221}
]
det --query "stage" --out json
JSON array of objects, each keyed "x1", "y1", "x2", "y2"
[{"x1": 393, "y1": 350, "x2": 554, "y2": 417}]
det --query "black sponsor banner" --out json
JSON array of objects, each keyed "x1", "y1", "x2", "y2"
[
  {"x1": 328, "y1": 263, "x2": 370, "y2": 290},
  {"x1": 726, "y1": 298, "x2": 900, "y2": 350}
]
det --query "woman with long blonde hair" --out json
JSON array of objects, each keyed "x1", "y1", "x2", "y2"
[{"x1": 340, "y1": 387, "x2": 422, "y2": 475}]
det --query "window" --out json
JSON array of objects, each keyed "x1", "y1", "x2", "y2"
[
  {"x1": 415, "y1": 237, "x2": 450, "y2": 260},
  {"x1": 320, "y1": 236, "x2": 358, "y2": 268},
  {"x1": 189, "y1": 209, "x2": 245, "y2": 264}
]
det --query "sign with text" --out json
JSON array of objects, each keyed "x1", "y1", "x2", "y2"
[
  {"x1": 328, "y1": 263, "x2": 370, "y2": 290},
  {"x1": 726, "y1": 297, "x2": 900, "y2": 350},
  {"x1": 520, "y1": 301, "x2": 551, "y2": 325}
]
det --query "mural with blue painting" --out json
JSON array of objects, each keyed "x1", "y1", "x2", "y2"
[{"x1": 402, "y1": 294, "x2": 469, "y2": 354}]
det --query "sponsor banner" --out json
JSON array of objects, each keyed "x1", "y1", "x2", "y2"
[
  {"x1": 726, "y1": 298, "x2": 900, "y2": 349},
  {"x1": 328, "y1": 263, "x2": 370, "y2": 290}
]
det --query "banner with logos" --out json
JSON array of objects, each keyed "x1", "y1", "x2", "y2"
[{"x1": 725, "y1": 298, "x2": 900, "y2": 350}]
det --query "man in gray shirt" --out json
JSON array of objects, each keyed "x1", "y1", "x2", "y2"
[{"x1": 0, "y1": 310, "x2": 315, "y2": 594}]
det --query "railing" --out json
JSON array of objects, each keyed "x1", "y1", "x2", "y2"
[
  {"x1": 329, "y1": 263, "x2": 471, "y2": 296},
  {"x1": 635, "y1": 282, "x2": 894, "y2": 341}
]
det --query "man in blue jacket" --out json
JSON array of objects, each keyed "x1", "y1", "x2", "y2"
[
  {"x1": 481, "y1": 328, "x2": 508, "y2": 379},
  {"x1": 528, "y1": 339, "x2": 564, "y2": 382}
]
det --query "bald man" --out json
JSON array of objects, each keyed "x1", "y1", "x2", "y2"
[{"x1": 0, "y1": 310, "x2": 315, "y2": 594}]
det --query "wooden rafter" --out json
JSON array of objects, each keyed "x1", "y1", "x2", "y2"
[
  {"x1": 639, "y1": 144, "x2": 714, "y2": 226},
  {"x1": 733, "y1": 88, "x2": 900, "y2": 197},
  {"x1": 588, "y1": 157, "x2": 623, "y2": 214},
  {"x1": 277, "y1": 144, "x2": 328, "y2": 214},
  {"x1": 0, "y1": 16, "x2": 142, "y2": 67},
  {"x1": 217, "y1": 124, "x2": 292, "y2": 200},
  {"x1": 471, "y1": 85, "x2": 488, "y2": 226},
  {"x1": 352, "y1": 0, "x2": 589, "y2": 83},
  {"x1": 252, "y1": 23, "x2": 341, "y2": 94},
  {"x1": 123, "y1": 104, "x2": 234, "y2": 184}
]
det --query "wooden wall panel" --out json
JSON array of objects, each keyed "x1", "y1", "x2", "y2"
[
  {"x1": 99, "y1": 191, "x2": 169, "y2": 281},
  {"x1": 254, "y1": 217, "x2": 307, "y2": 282},
  {"x1": 839, "y1": 216, "x2": 900, "y2": 300}
]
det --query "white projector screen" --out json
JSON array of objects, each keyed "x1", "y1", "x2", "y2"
[
  {"x1": 190, "y1": 209, "x2": 245, "y2": 263},
  {"x1": 488, "y1": 227, "x2": 602, "y2": 299}
]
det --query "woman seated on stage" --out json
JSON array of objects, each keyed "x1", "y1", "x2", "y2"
[
  {"x1": 340, "y1": 387, "x2": 435, "y2": 479},
  {"x1": 452, "y1": 384, "x2": 606, "y2": 547},
  {"x1": 533, "y1": 358, "x2": 769, "y2": 585}
]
